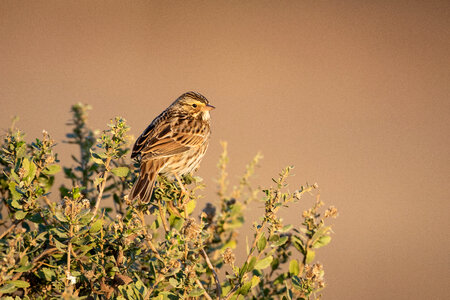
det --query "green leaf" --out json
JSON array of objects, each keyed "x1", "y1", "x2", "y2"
[
  {"x1": 289, "y1": 259, "x2": 300, "y2": 276},
  {"x1": 254, "y1": 255, "x2": 273, "y2": 270},
  {"x1": 25, "y1": 160, "x2": 37, "y2": 183},
  {"x1": 41, "y1": 268, "x2": 55, "y2": 281},
  {"x1": 189, "y1": 288, "x2": 204, "y2": 297},
  {"x1": 185, "y1": 199, "x2": 196, "y2": 215},
  {"x1": 54, "y1": 211, "x2": 68, "y2": 223},
  {"x1": 7, "y1": 280, "x2": 30, "y2": 288},
  {"x1": 14, "y1": 210, "x2": 27, "y2": 220},
  {"x1": 42, "y1": 164, "x2": 61, "y2": 175},
  {"x1": 239, "y1": 262, "x2": 248, "y2": 277},
  {"x1": 54, "y1": 238, "x2": 67, "y2": 251},
  {"x1": 15, "y1": 264, "x2": 33, "y2": 272},
  {"x1": 247, "y1": 256, "x2": 257, "y2": 273},
  {"x1": 251, "y1": 275, "x2": 260, "y2": 288},
  {"x1": 313, "y1": 235, "x2": 332, "y2": 248},
  {"x1": 269, "y1": 234, "x2": 280, "y2": 242},
  {"x1": 111, "y1": 167, "x2": 129, "y2": 177},
  {"x1": 90, "y1": 150, "x2": 104, "y2": 165},
  {"x1": 168, "y1": 215, "x2": 183, "y2": 231},
  {"x1": 305, "y1": 249, "x2": 315, "y2": 264},
  {"x1": 90, "y1": 218, "x2": 103, "y2": 234},
  {"x1": 238, "y1": 280, "x2": 252, "y2": 295},
  {"x1": 169, "y1": 278, "x2": 179, "y2": 288},
  {"x1": 0, "y1": 283, "x2": 17, "y2": 293},
  {"x1": 279, "y1": 224, "x2": 293, "y2": 233},
  {"x1": 310, "y1": 225, "x2": 331, "y2": 244},
  {"x1": 8, "y1": 182, "x2": 22, "y2": 202},
  {"x1": 21, "y1": 158, "x2": 30, "y2": 177},
  {"x1": 272, "y1": 236, "x2": 288, "y2": 247},
  {"x1": 291, "y1": 276, "x2": 302, "y2": 291},
  {"x1": 93, "y1": 176, "x2": 104, "y2": 187},
  {"x1": 257, "y1": 233, "x2": 267, "y2": 252},
  {"x1": 292, "y1": 235, "x2": 305, "y2": 252},
  {"x1": 221, "y1": 240, "x2": 237, "y2": 251}
]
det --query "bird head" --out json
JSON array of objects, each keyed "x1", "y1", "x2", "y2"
[{"x1": 172, "y1": 91, "x2": 215, "y2": 120}]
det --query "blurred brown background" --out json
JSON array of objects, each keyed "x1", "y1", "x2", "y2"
[{"x1": 1, "y1": 1, "x2": 449, "y2": 299}]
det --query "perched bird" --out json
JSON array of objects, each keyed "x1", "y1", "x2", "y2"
[{"x1": 129, "y1": 91, "x2": 214, "y2": 203}]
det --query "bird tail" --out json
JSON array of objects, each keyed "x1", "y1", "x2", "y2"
[{"x1": 129, "y1": 160, "x2": 161, "y2": 204}]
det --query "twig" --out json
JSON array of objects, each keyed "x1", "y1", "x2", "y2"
[
  {"x1": 157, "y1": 199, "x2": 169, "y2": 233},
  {"x1": 0, "y1": 220, "x2": 20, "y2": 240},
  {"x1": 42, "y1": 195, "x2": 56, "y2": 215},
  {"x1": 65, "y1": 204, "x2": 74, "y2": 295},
  {"x1": 91, "y1": 157, "x2": 111, "y2": 221},
  {"x1": 7, "y1": 248, "x2": 60, "y2": 282},
  {"x1": 144, "y1": 275, "x2": 164, "y2": 300},
  {"x1": 224, "y1": 285, "x2": 240, "y2": 300},
  {"x1": 196, "y1": 279, "x2": 214, "y2": 300},
  {"x1": 201, "y1": 248, "x2": 221, "y2": 300},
  {"x1": 137, "y1": 210, "x2": 163, "y2": 261},
  {"x1": 66, "y1": 224, "x2": 73, "y2": 287}
]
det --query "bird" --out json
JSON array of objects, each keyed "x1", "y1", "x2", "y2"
[{"x1": 129, "y1": 91, "x2": 214, "y2": 204}]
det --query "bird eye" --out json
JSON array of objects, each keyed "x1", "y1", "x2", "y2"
[{"x1": 192, "y1": 104, "x2": 197, "y2": 108}]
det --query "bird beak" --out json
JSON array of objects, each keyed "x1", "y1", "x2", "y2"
[{"x1": 203, "y1": 104, "x2": 215, "y2": 111}]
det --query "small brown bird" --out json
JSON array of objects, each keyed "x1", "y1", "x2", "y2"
[{"x1": 129, "y1": 91, "x2": 214, "y2": 203}]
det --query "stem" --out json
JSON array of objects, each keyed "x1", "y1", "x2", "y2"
[
  {"x1": 0, "y1": 248, "x2": 60, "y2": 285},
  {"x1": 201, "y1": 248, "x2": 221, "y2": 300},
  {"x1": 196, "y1": 279, "x2": 214, "y2": 300},
  {"x1": 224, "y1": 285, "x2": 240, "y2": 300},
  {"x1": 144, "y1": 275, "x2": 164, "y2": 300},
  {"x1": 157, "y1": 199, "x2": 169, "y2": 233},
  {"x1": 0, "y1": 220, "x2": 20, "y2": 240},
  {"x1": 42, "y1": 196, "x2": 55, "y2": 215},
  {"x1": 137, "y1": 211, "x2": 163, "y2": 261},
  {"x1": 66, "y1": 223, "x2": 73, "y2": 289},
  {"x1": 91, "y1": 157, "x2": 111, "y2": 221}
]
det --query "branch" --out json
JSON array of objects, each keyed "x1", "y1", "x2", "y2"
[
  {"x1": 144, "y1": 275, "x2": 164, "y2": 300},
  {"x1": 6, "y1": 248, "x2": 60, "y2": 283},
  {"x1": 157, "y1": 199, "x2": 169, "y2": 233},
  {"x1": 201, "y1": 248, "x2": 221, "y2": 300},
  {"x1": 224, "y1": 285, "x2": 240, "y2": 300},
  {"x1": 91, "y1": 157, "x2": 111, "y2": 221},
  {"x1": 196, "y1": 279, "x2": 214, "y2": 300},
  {"x1": 0, "y1": 220, "x2": 20, "y2": 240}
]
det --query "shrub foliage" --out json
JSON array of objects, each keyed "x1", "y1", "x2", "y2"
[{"x1": 0, "y1": 104, "x2": 338, "y2": 299}]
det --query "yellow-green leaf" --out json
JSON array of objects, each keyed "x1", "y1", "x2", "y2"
[
  {"x1": 251, "y1": 275, "x2": 260, "y2": 288},
  {"x1": 90, "y1": 218, "x2": 103, "y2": 234},
  {"x1": 90, "y1": 150, "x2": 104, "y2": 165},
  {"x1": 313, "y1": 235, "x2": 331, "y2": 249},
  {"x1": 289, "y1": 259, "x2": 299, "y2": 276},
  {"x1": 111, "y1": 167, "x2": 129, "y2": 177},
  {"x1": 238, "y1": 280, "x2": 252, "y2": 295},
  {"x1": 305, "y1": 250, "x2": 315, "y2": 264},
  {"x1": 189, "y1": 288, "x2": 204, "y2": 297},
  {"x1": 42, "y1": 164, "x2": 61, "y2": 175},
  {"x1": 185, "y1": 199, "x2": 196, "y2": 215},
  {"x1": 0, "y1": 283, "x2": 16, "y2": 293},
  {"x1": 8, "y1": 280, "x2": 30, "y2": 288},
  {"x1": 15, "y1": 210, "x2": 27, "y2": 220},
  {"x1": 25, "y1": 160, "x2": 37, "y2": 183},
  {"x1": 8, "y1": 182, "x2": 22, "y2": 202},
  {"x1": 254, "y1": 255, "x2": 273, "y2": 270},
  {"x1": 257, "y1": 233, "x2": 267, "y2": 252},
  {"x1": 272, "y1": 236, "x2": 288, "y2": 247}
]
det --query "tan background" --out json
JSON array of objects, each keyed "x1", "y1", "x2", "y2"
[{"x1": 1, "y1": 1, "x2": 449, "y2": 299}]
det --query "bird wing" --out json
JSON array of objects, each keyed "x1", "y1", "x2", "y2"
[{"x1": 132, "y1": 117, "x2": 208, "y2": 161}]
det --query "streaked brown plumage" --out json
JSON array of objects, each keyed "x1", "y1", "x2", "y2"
[{"x1": 129, "y1": 91, "x2": 214, "y2": 203}]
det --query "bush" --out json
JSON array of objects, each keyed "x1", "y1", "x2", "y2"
[{"x1": 0, "y1": 104, "x2": 338, "y2": 299}]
